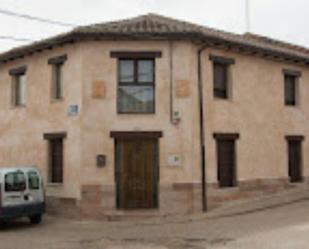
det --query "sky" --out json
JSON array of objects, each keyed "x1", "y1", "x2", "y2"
[{"x1": 0, "y1": 0, "x2": 308, "y2": 53}]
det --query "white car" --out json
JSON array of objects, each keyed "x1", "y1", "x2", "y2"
[{"x1": 0, "y1": 167, "x2": 45, "y2": 224}]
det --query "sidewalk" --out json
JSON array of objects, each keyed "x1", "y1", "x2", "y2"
[{"x1": 153, "y1": 183, "x2": 309, "y2": 225}]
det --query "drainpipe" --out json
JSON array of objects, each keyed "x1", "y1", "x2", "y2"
[
  {"x1": 197, "y1": 44, "x2": 208, "y2": 212},
  {"x1": 169, "y1": 40, "x2": 174, "y2": 123}
]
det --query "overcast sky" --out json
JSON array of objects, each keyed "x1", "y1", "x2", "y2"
[{"x1": 0, "y1": 0, "x2": 308, "y2": 53}]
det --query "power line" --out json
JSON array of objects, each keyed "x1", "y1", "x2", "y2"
[
  {"x1": 0, "y1": 8, "x2": 77, "y2": 27},
  {"x1": 0, "y1": 36, "x2": 33, "y2": 42}
]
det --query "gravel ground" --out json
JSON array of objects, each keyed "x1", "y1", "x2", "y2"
[{"x1": 1, "y1": 199, "x2": 309, "y2": 249}]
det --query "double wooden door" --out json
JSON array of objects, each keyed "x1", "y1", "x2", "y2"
[{"x1": 115, "y1": 138, "x2": 158, "y2": 209}]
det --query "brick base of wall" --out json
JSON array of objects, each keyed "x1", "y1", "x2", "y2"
[
  {"x1": 46, "y1": 178, "x2": 303, "y2": 219},
  {"x1": 207, "y1": 178, "x2": 290, "y2": 209}
]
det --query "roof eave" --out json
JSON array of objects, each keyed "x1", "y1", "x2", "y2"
[{"x1": 0, "y1": 32, "x2": 308, "y2": 65}]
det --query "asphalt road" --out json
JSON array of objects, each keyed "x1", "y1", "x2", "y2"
[{"x1": 1, "y1": 199, "x2": 309, "y2": 249}]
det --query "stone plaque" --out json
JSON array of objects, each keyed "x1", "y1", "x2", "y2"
[
  {"x1": 175, "y1": 80, "x2": 190, "y2": 98},
  {"x1": 92, "y1": 80, "x2": 106, "y2": 99}
]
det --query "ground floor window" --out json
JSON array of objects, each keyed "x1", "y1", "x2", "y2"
[
  {"x1": 214, "y1": 133, "x2": 239, "y2": 188},
  {"x1": 286, "y1": 136, "x2": 304, "y2": 183}
]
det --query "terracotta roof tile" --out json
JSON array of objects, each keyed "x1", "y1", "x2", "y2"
[{"x1": 0, "y1": 13, "x2": 308, "y2": 64}]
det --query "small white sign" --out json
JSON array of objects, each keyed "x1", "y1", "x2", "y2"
[
  {"x1": 68, "y1": 105, "x2": 79, "y2": 116},
  {"x1": 168, "y1": 154, "x2": 182, "y2": 167}
]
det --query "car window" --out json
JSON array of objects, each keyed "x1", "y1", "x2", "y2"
[
  {"x1": 5, "y1": 171, "x2": 26, "y2": 192},
  {"x1": 28, "y1": 171, "x2": 40, "y2": 190}
]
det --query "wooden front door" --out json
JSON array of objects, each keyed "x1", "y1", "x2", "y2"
[
  {"x1": 288, "y1": 140, "x2": 303, "y2": 183},
  {"x1": 217, "y1": 139, "x2": 236, "y2": 188},
  {"x1": 116, "y1": 138, "x2": 158, "y2": 209}
]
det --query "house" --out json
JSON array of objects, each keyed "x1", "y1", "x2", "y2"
[{"x1": 0, "y1": 14, "x2": 308, "y2": 218}]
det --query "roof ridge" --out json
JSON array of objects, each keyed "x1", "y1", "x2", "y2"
[{"x1": 0, "y1": 13, "x2": 308, "y2": 64}]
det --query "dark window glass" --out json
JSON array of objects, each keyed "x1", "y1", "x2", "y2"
[
  {"x1": 284, "y1": 75, "x2": 296, "y2": 106},
  {"x1": 52, "y1": 63, "x2": 63, "y2": 99},
  {"x1": 28, "y1": 171, "x2": 40, "y2": 190},
  {"x1": 118, "y1": 59, "x2": 155, "y2": 113},
  {"x1": 49, "y1": 138, "x2": 63, "y2": 183},
  {"x1": 5, "y1": 171, "x2": 26, "y2": 192},
  {"x1": 214, "y1": 63, "x2": 228, "y2": 98},
  {"x1": 13, "y1": 74, "x2": 26, "y2": 106}
]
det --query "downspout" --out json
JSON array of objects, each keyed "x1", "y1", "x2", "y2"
[
  {"x1": 169, "y1": 40, "x2": 174, "y2": 123},
  {"x1": 198, "y1": 44, "x2": 208, "y2": 212}
]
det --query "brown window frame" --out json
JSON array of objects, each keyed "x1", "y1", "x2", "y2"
[
  {"x1": 213, "y1": 133, "x2": 239, "y2": 188},
  {"x1": 9, "y1": 66, "x2": 27, "y2": 107},
  {"x1": 283, "y1": 69, "x2": 301, "y2": 107},
  {"x1": 117, "y1": 58, "x2": 156, "y2": 114},
  {"x1": 284, "y1": 74, "x2": 297, "y2": 106},
  {"x1": 210, "y1": 55, "x2": 235, "y2": 99},
  {"x1": 213, "y1": 62, "x2": 228, "y2": 99},
  {"x1": 43, "y1": 132, "x2": 66, "y2": 184},
  {"x1": 285, "y1": 135, "x2": 304, "y2": 183},
  {"x1": 48, "y1": 55, "x2": 67, "y2": 100}
]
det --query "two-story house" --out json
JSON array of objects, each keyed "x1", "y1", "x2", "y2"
[{"x1": 0, "y1": 14, "x2": 309, "y2": 218}]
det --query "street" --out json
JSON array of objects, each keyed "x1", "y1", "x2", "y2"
[{"x1": 1, "y1": 199, "x2": 309, "y2": 249}]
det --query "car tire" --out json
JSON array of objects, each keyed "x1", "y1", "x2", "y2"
[{"x1": 29, "y1": 214, "x2": 42, "y2": 224}]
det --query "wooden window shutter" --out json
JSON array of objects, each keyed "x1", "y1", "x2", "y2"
[{"x1": 214, "y1": 63, "x2": 228, "y2": 98}]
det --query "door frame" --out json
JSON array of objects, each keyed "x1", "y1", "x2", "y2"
[
  {"x1": 213, "y1": 133, "x2": 239, "y2": 188},
  {"x1": 111, "y1": 131, "x2": 162, "y2": 209},
  {"x1": 286, "y1": 135, "x2": 304, "y2": 183}
]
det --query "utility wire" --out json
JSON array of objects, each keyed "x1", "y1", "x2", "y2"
[
  {"x1": 0, "y1": 8, "x2": 77, "y2": 27},
  {"x1": 0, "y1": 36, "x2": 33, "y2": 42}
]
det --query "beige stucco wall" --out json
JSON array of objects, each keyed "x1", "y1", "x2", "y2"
[
  {"x1": 0, "y1": 38, "x2": 308, "y2": 210},
  {"x1": 79, "y1": 40, "x2": 202, "y2": 188},
  {"x1": 0, "y1": 44, "x2": 83, "y2": 199},
  {"x1": 202, "y1": 48, "x2": 309, "y2": 184}
]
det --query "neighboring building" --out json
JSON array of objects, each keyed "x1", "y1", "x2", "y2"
[{"x1": 0, "y1": 14, "x2": 309, "y2": 218}]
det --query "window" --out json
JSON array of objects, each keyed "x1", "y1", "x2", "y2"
[
  {"x1": 283, "y1": 69, "x2": 301, "y2": 106},
  {"x1": 214, "y1": 133, "x2": 239, "y2": 188},
  {"x1": 5, "y1": 171, "x2": 26, "y2": 192},
  {"x1": 48, "y1": 54, "x2": 67, "y2": 100},
  {"x1": 214, "y1": 63, "x2": 228, "y2": 98},
  {"x1": 209, "y1": 55, "x2": 235, "y2": 99},
  {"x1": 49, "y1": 138, "x2": 64, "y2": 183},
  {"x1": 28, "y1": 171, "x2": 40, "y2": 190},
  {"x1": 12, "y1": 74, "x2": 26, "y2": 106},
  {"x1": 117, "y1": 59, "x2": 155, "y2": 113},
  {"x1": 284, "y1": 74, "x2": 297, "y2": 106},
  {"x1": 44, "y1": 132, "x2": 66, "y2": 184},
  {"x1": 52, "y1": 63, "x2": 63, "y2": 99},
  {"x1": 286, "y1": 136, "x2": 304, "y2": 183}
]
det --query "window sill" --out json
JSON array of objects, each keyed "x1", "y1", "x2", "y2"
[
  {"x1": 11, "y1": 104, "x2": 26, "y2": 109},
  {"x1": 117, "y1": 112, "x2": 156, "y2": 115},
  {"x1": 47, "y1": 183, "x2": 63, "y2": 188},
  {"x1": 51, "y1": 98, "x2": 64, "y2": 103}
]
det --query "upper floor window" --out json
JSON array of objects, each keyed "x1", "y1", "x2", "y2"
[
  {"x1": 9, "y1": 66, "x2": 27, "y2": 107},
  {"x1": 48, "y1": 54, "x2": 67, "y2": 100},
  {"x1": 43, "y1": 132, "x2": 67, "y2": 184},
  {"x1": 118, "y1": 59, "x2": 155, "y2": 113},
  {"x1": 213, "y1": 63, "x2": 228, "y2": 98},
  {"x1": 110, "y1": 51, "x2": 162, "y2": 114},
  {"x1": 210, "y1": 55, "x2": 235, "y2": 99},
  {"x1": 283, "y1": 69, "x2": 301, "y2": 106}
]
